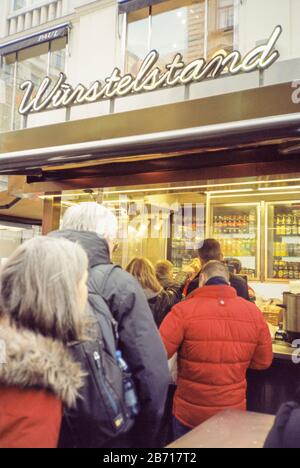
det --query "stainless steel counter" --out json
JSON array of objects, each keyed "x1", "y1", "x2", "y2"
[{"x1": 272, "y1": 341, "x2": 297, "y2": 361}]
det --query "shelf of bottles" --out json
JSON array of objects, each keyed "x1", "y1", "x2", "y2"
[
  {"x1": 212, "y1": 205, "x2": 258, "y2": 280},
  {"x1": 170, "y1": 209, "x2": 205, "y2": 274},
  {"x1": 268, "y1": 202, "x2": 300, "y2": 281}
]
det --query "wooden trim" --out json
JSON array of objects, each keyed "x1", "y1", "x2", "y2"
[{"x1": 42, "y1": 196, "x2": 61, "y2": 234}]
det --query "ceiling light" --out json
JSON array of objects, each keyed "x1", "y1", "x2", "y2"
[{"x1": 258, "y1": 185, "x2": 300, "y2": 191}]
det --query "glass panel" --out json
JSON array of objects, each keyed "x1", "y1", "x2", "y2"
[
  {"x1": 11, "y1": 0, "x2": 45, "y2": 12},
  {"x1": 0, "y1": 53, "x2": 16, "y2": 133},
  {"x1": 14, "y1": 43, "x2": 48, "y2": 130},
  {"x1": 211, "y1": 204, "x2": 259, "y2": 280},
  {"x1": 0, "y1": 224, "x2": 41, "y2": 265},
  {"x1": 126, "y1": 7, "x2": 149, "y2": 74},
  {"x1": 207, "y1": 0, "x2": 234, "y2": 59},
  {"x1": 170, "y1": 207, "x2": 205, "y2": 274},
  {"x1": 151, "y1": 0, "x2": 205, "y2": 68},
  {"x1": 12, "y1": 0, "x2": 27, "y2": 11},
  {"x1": 267, "y1": 202, "x2": 300, "y2": 281},
  {"x1": 49, "y1": 38, "x2": 67, "y2": 81}
]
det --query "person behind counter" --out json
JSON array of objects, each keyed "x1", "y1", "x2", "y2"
[
  {"x1": 187, "y1": 239, "x2": 250, "y2": 300},
  {"x1": 160, "y1": 260, "x2": 273, "y2": 441},
  {"x1": 126, "y1": 257, "x2": 195, "y2": 327},
  {"x1": 225, "y1": 257, "x2": 256, "y2": 302}
]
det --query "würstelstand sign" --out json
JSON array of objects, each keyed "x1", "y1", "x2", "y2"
[{"x1": 18, "y1": 25, "x2": 282, "y2": 116}]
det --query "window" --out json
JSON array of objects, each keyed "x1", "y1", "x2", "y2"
[
  {"x1": 207, "y1": 0, "x2": 234, "y2": 58},
  {"x1": 14, "y1": 43, "x2": 49, "y2": 130},
  {"x1": 151, "y1": 0, "x2": 206, "y2": 68},
  {"x1": 0, "y1": 54, "x2": 16, "y2": 133},
  {"x1": 0, "y1": 36, "x2": 67, "y2": 133},
  {"x1": 49, "y1": 38, "x2": 66, "y2": 82},
  {"x1": 126, "y1": 8, "x2": 149, "y2": 75},
  {"x1": 217, "y1": 0, "x2": 234, "y2": 30},
  {"x1": 11, "y1": 0, "x2": 46, "y2": 12},
  {"x1": 125, "y1": 0, "x2": 235, "y2": 73}
]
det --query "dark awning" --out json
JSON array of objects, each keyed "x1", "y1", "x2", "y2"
[
  {"x1": 0, "y1": 23, "x2": 70, "y2": 56},
  {"x1": 118, "y1": 0, "x2": 165, "y2": 13}
]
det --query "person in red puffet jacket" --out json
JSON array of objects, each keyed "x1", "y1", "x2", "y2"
[{"x1": 160, "y1": 260, "x2": 273, "y2": 440}]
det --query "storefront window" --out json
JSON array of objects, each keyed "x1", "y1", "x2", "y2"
[
  {"x1": 49, "y1": 37, "x2": 67, "y2": 81},
  {"x1": 0, "y1": 37, "x2": 67, "y2": 133},
  {"x1": 126, "y1": 8, "x2": 149, "y2": 75},
  {"x1": 14, "y1": 43, "x2": 48, "y2": 130},
  {"x1": 125, "y1": 0, "x2": 235, "y2": 73},
  {"x1": 0, "y1": 54, "x2": 16, "y2": 133}
]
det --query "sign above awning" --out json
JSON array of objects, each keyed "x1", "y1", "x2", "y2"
[
  {"x1": 0, "y1": 23, "x2": 70, "y2": 57},
  {"x1": 118, "y1": 0, "x2": 165, "y2": 13}
]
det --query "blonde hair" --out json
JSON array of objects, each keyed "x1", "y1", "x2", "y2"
[
  {"x1": 0, "y1": 237, "x2": 88, "y2": 344},
  {"x1": 126, "y1": 258, "x2": 162, "y2": 293},
  {"x1": 61, "y1": 202, "x2": 118, "y2": 240}
]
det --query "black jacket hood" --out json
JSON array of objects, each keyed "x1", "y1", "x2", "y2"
[{"x1": 50, "y1": 230, "x2": 112, "y2": 269}]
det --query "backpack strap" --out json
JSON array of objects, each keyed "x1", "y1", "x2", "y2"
[{"x1": 88, "y1": 264, "x2": 121, "y2": 354}]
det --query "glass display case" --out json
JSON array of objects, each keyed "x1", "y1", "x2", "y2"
[
  {"x1": 266, "y1": 201, "x2": 300, "y2": 281},
  {"x1": 209, "y1": 203, "x2": 260, "y2": 280},
  {"x1": 168, "y1": 207, "x2": 205, "y2": 274}
]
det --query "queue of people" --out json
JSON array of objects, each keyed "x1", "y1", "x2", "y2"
[{"x1": 0, "y1": 202, "x2": 298, "y2": 448}]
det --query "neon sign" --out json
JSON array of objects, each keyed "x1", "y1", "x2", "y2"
[{"x1": 18, "y1": 25, "x2": 282, "y2": 115}]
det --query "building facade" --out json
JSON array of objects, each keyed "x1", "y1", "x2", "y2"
[{"x1": 1, "y1": 0, "x2": 300, "y2": 133}]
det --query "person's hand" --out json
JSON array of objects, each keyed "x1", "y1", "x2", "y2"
[{"x1": 183, "y1": 259, "x2": 201, "y2": 280}]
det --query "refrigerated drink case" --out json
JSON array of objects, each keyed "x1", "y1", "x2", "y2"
[
  {"x1": 267, "y1": 202, "x2": 300, "y2": 281},
  {"x1": 210, "y1": 204, "x2": 260, "y2": 280}
]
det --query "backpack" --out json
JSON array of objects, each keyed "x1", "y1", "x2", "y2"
[{"x1": 60, "y1": 265, "x2": 138, "y2": 448}]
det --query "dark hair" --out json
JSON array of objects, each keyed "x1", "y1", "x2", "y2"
[
  {"x1": 225, "y1": 258, "x2": 242, "y2": 274},
  {"x1": 198, "y1": 239, "x2": 222, "y2": 263}
]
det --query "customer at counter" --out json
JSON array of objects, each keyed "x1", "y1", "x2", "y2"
[
  {"x1": 160, "y1": 260, "x2": 273, "y2": 440},
  {"x1": 225, "y1": 257, "x2": 256, "y2": 302},
  {"x1": 187, "y1": 239, "x2": 250, "y2": 300},
  {"x1": 264, "y1": 388, "x2": 300, "y2": 449},
  {"x1": 155, "y1": 260, "x2": 175, "y2": 289},
  {"x1": 126, "y1": 257, "x2": 194, "y2": 327}
]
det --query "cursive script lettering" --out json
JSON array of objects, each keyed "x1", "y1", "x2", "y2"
[{"x1": 18, "y1": 25, "x2": 282, "y2": 115}]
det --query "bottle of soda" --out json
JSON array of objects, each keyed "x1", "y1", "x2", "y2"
[{"x1": 116, "y1": 351, "x2": 139, "y2": 417}]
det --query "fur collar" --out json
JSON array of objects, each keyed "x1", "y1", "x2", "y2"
[{"x1": 0, "y1": 321, "x2": 85, "y2": 408}]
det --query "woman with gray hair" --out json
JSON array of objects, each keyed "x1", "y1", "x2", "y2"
[
  {"x1": 0, "y1": 237, "x2": 88, "y2": 448},
  {"x1": 52, "y1": 202, "x2": 170, "y2": 448}
]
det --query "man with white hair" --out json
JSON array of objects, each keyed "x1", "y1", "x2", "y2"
[{"x1": 51, "y1": 202, "x2": 169, "y2": 448}]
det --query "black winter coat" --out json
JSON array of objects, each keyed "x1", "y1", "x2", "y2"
[
  {"x1": 51, "y1": 230, "x2": 169, "y2": 448},
  {"x1": 264, "y1": 401, "x2": 300, "y2": 448},
  {"x1": 145, "y1": 273, "x2": 189, "y2": 327}
]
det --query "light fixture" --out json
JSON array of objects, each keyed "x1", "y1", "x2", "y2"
[
  {"x1": 207, "y1": 189, "x2": 254, "y2": 195},
  {"x1": 211, "y1": 191, "x2": 300, "y2": 199},
  {"x1": 38, "y1": 177, "x2": 300, "y2": 200},
  {"x1": 258, "y1": 185, "x2": 300, "y2": 191},
  {"x1": 102, "y1": 177, "x2": 300, "y2": 196}
]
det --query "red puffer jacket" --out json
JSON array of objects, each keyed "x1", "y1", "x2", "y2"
[{"x1": 160, "y1": 285, "x2": 273, "y2": 429}]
